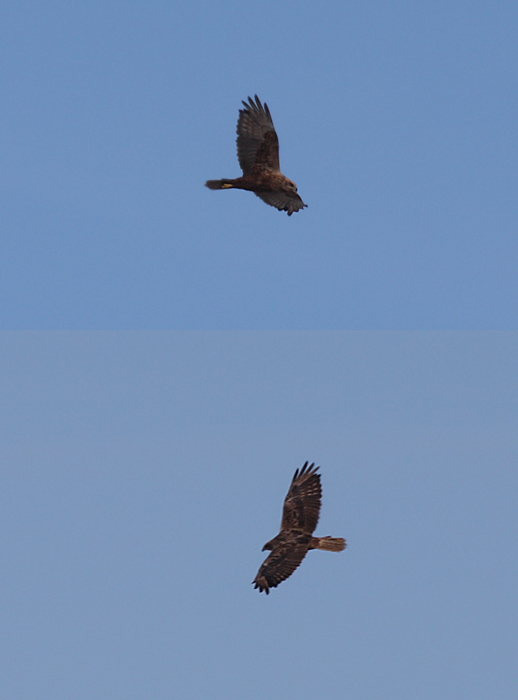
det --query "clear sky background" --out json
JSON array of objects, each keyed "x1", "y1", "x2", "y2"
[
  {"x1": 2, "y1": 2, "x2": 517, "y2": 329},
  {"x1": 1, "y1": 332, "x2": 517, "y2": 699}
]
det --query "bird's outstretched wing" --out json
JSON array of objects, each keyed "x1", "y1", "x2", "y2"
[
  {"x1": 253, "y1": 543, "x2": 309, "y2": 594},
  {"x1": 237, "y1": 95, "x2": 280, "y2": 174},
  {"x1": 281, "y1": 462, "x2": 322, "y2": 533},
  {"x1": 255, "y1": 190, "x2": 307, "y2": 216}
]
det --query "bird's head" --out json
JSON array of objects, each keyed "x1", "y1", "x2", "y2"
[
  {"x1": 286, "y1": 179, "x2": 298, "y2": 192},
  {"x1": 262, "y1": 540, "x2": 274, "y2": 551}
]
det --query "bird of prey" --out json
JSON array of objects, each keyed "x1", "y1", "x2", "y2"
[
  {"x1": 253, "y1": 462, "x2": 346, "y2": 594},
  {"x1": 205, "y1": 95, "x2": 307, "y2": 216}
]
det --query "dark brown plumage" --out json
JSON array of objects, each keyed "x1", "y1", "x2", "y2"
[
  {"x1": 253, "y1": 462, "x2": 346, "y2": 594},
  {"x1": 205, "y1": 95, "x2": 307, "y2": 216}
]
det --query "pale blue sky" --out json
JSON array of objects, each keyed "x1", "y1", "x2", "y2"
[
  {"x1": 1, "y1": 332, "x2": 517, "y2": 698},
  {"x1": 2, "y1": 2, "x2": 517, "y2": 328}
]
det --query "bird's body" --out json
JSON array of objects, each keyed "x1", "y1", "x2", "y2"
[
  {"x1": 253, "y1": 462, "x2": 346, "y2": 594},
  {"x1": 205, "y1": 95, "x2": 307, "y2": 216}
]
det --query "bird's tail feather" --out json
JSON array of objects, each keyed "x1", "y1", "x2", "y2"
[
  {"x1": 314, "y1": 536, "x2": 346, "y2": 552},
  {"x1": 205, "y1": 179, "x2": 234, "y2": 190}
]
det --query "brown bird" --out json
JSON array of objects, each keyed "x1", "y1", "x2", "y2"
[
  {"x1": 253, "y1": 462, "x2": 346, "y2": 594},
  {"x1": 205, "y1": 95, "x2": 307, "y2": 216}
]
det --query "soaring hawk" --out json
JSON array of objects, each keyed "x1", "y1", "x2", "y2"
[
  {"x1": 206, "y1": 95, "x2": 307, "y2": 216},
  {"x1": 253, "y1": 462, "x2": 346, "y2": 594}
]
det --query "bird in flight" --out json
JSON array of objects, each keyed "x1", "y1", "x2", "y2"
[
  {"x1": 205, "y1": 95, "x2": 307, "y2": 216},
  {"x1": 253, "y1": 462, "x2": 346, "y2": 594}
]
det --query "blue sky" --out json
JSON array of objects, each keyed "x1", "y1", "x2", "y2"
[
  {"x1": 1, "y1": 332, "x2": 517, "y2": 699},
  {"x1": 2, "y1": 2, "x2": 517, "y2": 328}
]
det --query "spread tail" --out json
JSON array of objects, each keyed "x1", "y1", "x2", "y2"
[
  {"x1": 205, "y1": 179, "x2": 234, "y2": 190},
  {"x1": 314, "y1": 536, "x2": 346, "y2": 552}
]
